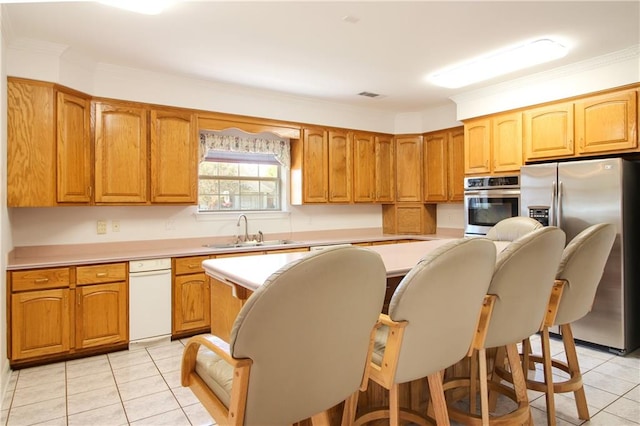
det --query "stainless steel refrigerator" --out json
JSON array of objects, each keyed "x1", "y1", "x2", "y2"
[{"x1": 520, "y1": 157, "x2": 640, "y2": 355}]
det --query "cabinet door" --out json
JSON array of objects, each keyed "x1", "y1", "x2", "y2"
[
  {"x1": 353, "y1": 132, "x2": 376, "y2": 202},
  {"x1": 375, "y1": 135, "x2": 395, "y2": 202},
  {"x1": 11, "y1": 289, "x2": 71, "y2": 360},
  {"x1": 328, "y1": 130, "x2": 352, "y2": 203},
  {"x1": 94, "y1": 102, "x2": 148, "y2": 203},
  {"x1": 302, "y1": 128, "x2": 328, "y2": 203},
  {"x1": 150, "y1": 108, "x2": 198, "y2": 203},
  {"x1": 524, "y1": 102, "x2": 574, "y2": 160},
  {"x1": 173, "y1": 273, "x2": 210, "y2": 334},
  {"x1": 464, "y1": 118, "x2": 491, "y2": 174},
  {"x1": 7, "y1": 79, "x2": 56, "y2": 207},
  {"x1": 575, "y1": 89, "x2": 638, "y2": 154},
  {"x1": 492, "y1": 112, "x2": 523, "y2": 173},
  {"x1": 57, "y1": 91, "x2": 91, "y2": 203},
  {"x1": 448, "y1": 128, "x2": 465, "y2": 201},
  {"x1": 424, "y1": 131, "x2": 448, "y2": 202},
  {"x1": 395, "y1": 135, "x2": 423, "y2": 202},
  {"x1": 76, "y1": 282, "x2": 128, "y2": 348},
  {"x1": 210, "y1": 277, "x2": 247, "y2": 343}
]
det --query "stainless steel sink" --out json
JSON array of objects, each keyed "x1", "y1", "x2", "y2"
[{"x1": 204, "y1": 239, "x2": 299, "y2": 249}]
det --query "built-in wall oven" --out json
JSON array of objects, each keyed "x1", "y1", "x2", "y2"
[{"x1": 464, "y1": 175, "x2": 520, "y2": 236}]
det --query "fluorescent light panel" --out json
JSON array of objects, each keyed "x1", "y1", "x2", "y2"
[
  {"x1": 429, "y1": 38, "x2": 568, "y2": 89},
  {"x1": 97, "y1": 0, "x2": 178, "y2": 15}
]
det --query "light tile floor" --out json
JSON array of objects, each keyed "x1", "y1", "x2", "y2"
[{"x1": 1, "y1": 334, "x2": 638, "y2": 425}]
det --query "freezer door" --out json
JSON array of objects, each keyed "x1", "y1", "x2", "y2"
[
  {"x1": 520, "y1": 163, "x2": 557, "y2": 225},
  {"x1": 558, "y1": 158, "x2": 624, "y2": 351}
]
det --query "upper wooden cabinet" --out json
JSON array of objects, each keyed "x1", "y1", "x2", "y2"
[
  {"x1": 328, "y1": 129, "x2": 352, "y2": 203},
  {"x1": 150, "y1": 108, "x2": 198, "y2": 203},
  {"x1": 424, "y1": 126, "x2": 464, "y2": 202},
  {"x1": 8, "y1": 78, "x2": 92, "y2": 207},
  {"x1": 464, "y1": 113, "x2": 522, "y2": 175},
  {"x1": 353, "y1": 132, "x2": 395, "y2": 203},
  {"x1": 94, "y1": 101, "x2": 149, "y2": 204},
  {"x1": 395, "y1": 135, "x2": 423, "y2": 202},
  {"x1": 575, "y1": 88, "x2": 638, "y2": 155},
  {"x1": 524, "y1": 102, "x2": 574, "y2": 161},
  {"x1": 298, "y1": 127, "x2": 329, "y2": 203},
  {"x1": 57, "y1": 91, "x2": 92, "y2": 203}
]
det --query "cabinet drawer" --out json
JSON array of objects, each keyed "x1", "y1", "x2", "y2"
[
  {"x1": 174, "y1": 256, "x2": 209, "y2": 275},
  {"x1": 76, "y1": 263, "x2": 127, "y2": 285},
  {"x1": 11, "y1": 267, "x2": 70, "y2": 292}
]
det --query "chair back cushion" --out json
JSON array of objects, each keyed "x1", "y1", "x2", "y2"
[
  {"x1": 486, "y1": 216, "x2": 544, "y2": 242},
  {"x1": 229, "y1": 246, "x2": 386, "y2": 425},
  {"x1": 387, "y1": 238, "x2": 496, "y2": 384},
  {"x1": 554, "y1": 223, "x2": 616, "y2": 325},
  {"x1": 484, "y1": 226, "x2": 565, "y2": 348}
]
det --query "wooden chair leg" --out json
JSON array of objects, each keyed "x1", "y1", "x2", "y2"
[
  {"x1": 522, "y1": 337, "x2": 535, "y2": 371},
  {"x1": 561, "y1": 324, "x2": 590, "y2": 420},
  {"x1": 310, "y1": 410, "x2": 331, "y2": 426},
  {"x1": 488, "y1": 345, "x2": 506, "y2": 411},
  {"x1": 341, "y1": 391, "x2": 359, "y2": 426},
  {"x1": 506, "y1": 343, "x2": 530, "y2": 415},
  {"x1": 541, "y1": 326, "x2": 557, "y2": 426},
  {"x1": 390, "y1": 383, "x2": 401, "y2": 426},
  {"x1": 470, "y1": 349, "x2": 479, "y2": 414},
  {"x1": 478, "y1": 348, "x2": 490, "y2": 426},
  {"x1": 427, "y1": 370, "x2": 450, "y2": 426}
]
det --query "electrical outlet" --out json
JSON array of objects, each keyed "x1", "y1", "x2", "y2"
[
  {"x1": 97, "y1": 220, "x2": 107, "y2": 235},
  {"x1": 112, "y1": 221, "x2": 120, "y2": 232}
]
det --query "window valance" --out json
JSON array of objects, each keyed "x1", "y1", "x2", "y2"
[{"x1": 199, "y1": 129, "x2": 290, "y2": 169}]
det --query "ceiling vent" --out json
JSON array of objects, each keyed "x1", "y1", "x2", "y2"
[{"x1": 358, "y1": 91, "x2": 381, "y2": 98}]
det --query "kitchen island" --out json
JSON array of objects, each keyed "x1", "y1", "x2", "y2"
[{"x1": 199, "y1": 238, "x2": 508, "y2": 424}]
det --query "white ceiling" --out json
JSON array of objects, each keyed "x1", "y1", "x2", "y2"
[{"x1": 3, "y1": 1, "x2": 640, "y2": 113}]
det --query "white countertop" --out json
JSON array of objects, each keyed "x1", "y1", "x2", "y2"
[{"x1": 203, "y1": 239, "x2": 510, "y2": 292}]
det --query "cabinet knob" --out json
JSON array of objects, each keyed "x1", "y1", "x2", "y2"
[
  {"x1": 96, "y1": 272, "x2": 107, "y2": 278},
  {"x1": 188, "y1": 264, "x2": 198, "y2": 269},
  {"x1": 34, "y1": 278, "x2": 49, "y2": 284}
]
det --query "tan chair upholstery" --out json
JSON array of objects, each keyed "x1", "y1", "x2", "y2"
[
  {"x1": 348, "y1": 238, "x2": 497, "y2": 426},
  {"x1": 444, "y1": 226, "x2": 566, "y2": 426},
  {"x1": 512, "y1": 223, "x2": 616, "y2": 426},
  {"x1": 485, "y1": 216, "x2": 543, "y2": 242},
  {"x1": 181, "y1": 246, "x2": 387, "y2": 426}
]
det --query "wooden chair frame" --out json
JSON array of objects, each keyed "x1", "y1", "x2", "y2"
[
  {"x1": 494, "y1": 279, "x2": 590, "y2": 426},
  {"x1": 443, "y1": 294, "x2": 533, "y2": 426}
]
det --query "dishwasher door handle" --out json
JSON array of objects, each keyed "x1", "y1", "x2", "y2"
[{"x1": 129, "y1": 269, "x2": 171, "y2": 278}]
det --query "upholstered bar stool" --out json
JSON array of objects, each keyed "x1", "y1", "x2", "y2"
[
  {"x1": 181, "y1": 246, "x2": 387, "y2": 426},
  {"x1": 497, "y1": 223, "x2": 616, "y2": 426},
  {"x1": 444, "y1": 226, "x2": 566, "y2": 426},
  {"x1": 347, "y1": 238, "x2": 497, "y2": 426},
  {"x1": 485, "y1": 216, "x2": 543, "y2": 242}
]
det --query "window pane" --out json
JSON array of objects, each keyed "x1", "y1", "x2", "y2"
[
  {"x1": 239, "y1": 163, "x2": 259, "y2": 177},
  {"x1": 217, "y1": 162, "x2": 239, "y2": 177},
  {"x1": 259, "y1": 164, "x2": 279, "y2": 178}
]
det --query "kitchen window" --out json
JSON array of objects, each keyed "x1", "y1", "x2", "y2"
[{"x1": 198, "y1": 130, "x2": 290, "y2": 212}]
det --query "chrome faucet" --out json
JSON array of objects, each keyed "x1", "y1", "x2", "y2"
[{"x1": 236, "y1": 214, "x2": 249, "y2": 242}]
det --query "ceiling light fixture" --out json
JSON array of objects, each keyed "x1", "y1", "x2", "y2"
[
  {"x1": 428, "y1": 38, "x2": 569, "y2": 89},
  {"x1": 97, "y1": 0, "x2": 179, "y2": 15}
]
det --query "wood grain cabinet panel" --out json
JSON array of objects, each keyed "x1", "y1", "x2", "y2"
[
  {"x1": 524, "y1": 102, "x2": 574, "y2": 160},
  {"x1": 448, "y1": 128, "x2": 465, "y2": 201},
  {"x1": 56, "y1": 91, "x2": 92, "y2": 203},
  {"x1": 328, "y1": 129, "x2": 353, "y2": 203},
  {"x1": 424, "y1": 131, "x2": 449, "y2": 202},
  {"x1": 11, "y1": 289, "x2": 71, "y2": 360},
  {"x1": 75, "y1": 282, "x2": 128, "y2": 349},
  {"x1": 150, "y1": 108, "x2": 198, "y2": 203},
  {"x1": 395, "y1": 135, "x2": 423, "y2": 202},
  {"x1": 94, "y1": 101, "x2": 148, "y2": 204},
  {"x1": 173, "y1": 256, "x2": 211, "y2": 337},
  {"x1": 575, "y1": 89, "x2": 638, "y2": 154},
  {"x1": 301, "y1": 128, "x2": 329, "y2": 203},
  {"x1": 464, "y1": 118, "x2": 491, "y2": 175},
  {"x1": 353, "y1": 132, "x2": 376, "y2": 202},
  {"x1": 7, "y1": 79, "x2": 57, "y2": 207},
  {"x1": 375, "y1": 135, "x2": 395, "y2": 202},
  {"x1": 492, "y1": 112, "x2": 523, "y2": 173}
]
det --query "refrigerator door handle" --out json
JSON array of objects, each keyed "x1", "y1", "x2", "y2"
[
  {"x1": 557, "y1": 181, "x2": 563, "y2": 229},
  {"x1": 552, "y1": 181, "x2": 557, "y2": 226}
]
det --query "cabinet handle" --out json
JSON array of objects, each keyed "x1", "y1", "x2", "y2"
[
  {"x1": 34, "y1": 278, "x2": 49, "y2": 284},
  {"x1": 77, "y1": 292, "x2": 81, "y2": 306},
  {"x1": 96, "y1": 272, "x2": 107, "y2": 278},
  {"x1": 188, "y1": 264, "x2": 198, "y2": 269}
]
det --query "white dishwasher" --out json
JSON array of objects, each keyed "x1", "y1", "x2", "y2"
[{"x1": 129, "y1": 258, "x2": 172, "y2": 347}]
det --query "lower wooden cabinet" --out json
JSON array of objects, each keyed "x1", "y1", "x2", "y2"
[
  {"x1": 11, "y1": 288, "x2": 71, "y2": 360},
  {"x1": 382, "y1": 203, "x2": 437, "y2": 234},
  {"x1": 8, "y1": 263, "x2": 128, "y2": 367},
  {"x1": 172, "y1": 256, "x2": 211, "y2": 338}
]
